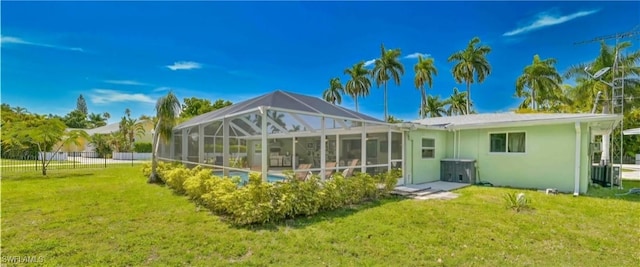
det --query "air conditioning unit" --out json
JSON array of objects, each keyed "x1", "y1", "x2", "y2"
[{"x1": 591, "y1": 142, "x2": 602, "y2": 153}]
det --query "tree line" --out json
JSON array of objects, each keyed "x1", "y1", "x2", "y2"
[{"x1": 321, "y1": 38, "x2": 640, "y2": 123}]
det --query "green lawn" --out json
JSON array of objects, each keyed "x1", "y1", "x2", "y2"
[{"x1": 2, "y1": 166, "x2": 639, "y2": 266}]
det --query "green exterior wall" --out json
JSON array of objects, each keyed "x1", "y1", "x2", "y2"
[
  {"x1": 407, "y1": 122, "x2": 592, "y2": 193},
  {"x1": 405, "y1": 130, "x2": 448, "y2": 184}
]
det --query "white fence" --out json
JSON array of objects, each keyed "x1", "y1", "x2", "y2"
[
  {"x1": 112, "y1": 152, "x2": 153, "y2": 160},
  {"x1": 38, "y1": 152, "x2": 68, "y2": 161}
]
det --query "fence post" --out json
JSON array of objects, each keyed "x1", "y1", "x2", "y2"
[
  {"x1": 104, "y1": 156, "x2": 107, "y2": 168},
  {"x1": 74, "y1": 152, "x2": 76, "y2": 169}
]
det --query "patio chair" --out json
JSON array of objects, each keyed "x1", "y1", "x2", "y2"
[
  {"x1": 294, "y1": 164, "x2": 312, "y2": 181},
  {"x1": 324, "y1": 161, "x2": 337, "y2": 179},
  {"x1": 341, "y1": 159, "x2": 359, "y2": 178}
]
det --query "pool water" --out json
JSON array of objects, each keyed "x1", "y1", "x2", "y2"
[{"x1": 212, "y1": 171, "x2": 285, "y2": 183}]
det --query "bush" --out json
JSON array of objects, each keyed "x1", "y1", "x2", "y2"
[
  {"x1": 143, "y1": 164, "x2": 399, "y2": 225},
  {"x1": 134, "y1": 142, "x2": 152, "y2": 153},
  {"x1": 504, "y1": 192, "x2": 531, "y2": 212}
]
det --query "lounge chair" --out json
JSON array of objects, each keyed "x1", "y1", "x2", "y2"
[
  {"x1": 324, "y1": 161, "x2": 337, "y2": 179},
  {"x1": 341, "y1": 159, "x2": 359, "y2": 178},
  {"x1": 294, "y1": 164, "x2": 312, "y2": 181}
]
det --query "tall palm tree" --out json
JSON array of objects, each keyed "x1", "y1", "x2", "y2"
[
  {"x1": 515, "y1": 55, "x2": 563, "y2": 110},
  {"x1": 371, "y1": 43, "x2": 405, "y2": 121},
  {"x1": 414, "y1": 55, "x2": 438, "y2": 118},
  {"x1": 448, "y1": 37, "x2": 492, "y2": 114},
  {"x1": 447, "y1": 87, "x2": 468, "y2": 116},
  {"x1": 421, "y1": 95, "x2": 447, "y2": 118},
  {"x1": 323, "y1": 77, "x2": 344, "y2": 105},
  {"x1": 344, "y1": 62, "x2": 372, "y2": 112},
  {"x1": 148, "y1": 91, "x2": 181, "y2": 184}
]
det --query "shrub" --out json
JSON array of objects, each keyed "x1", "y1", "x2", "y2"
[
  {"x1": 144, "y1": 164, "x2": 399, "y2": 225},
  {"x1": 504, "y1": 192, "x2": 531, "y2": 212},
  {"x1": 134, "y1": 142, "x2": 152, "y2": 153}
]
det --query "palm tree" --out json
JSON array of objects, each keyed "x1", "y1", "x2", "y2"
[
  {"x1": 447, "y1": 87, "x2": 468, "y2": 116},
  {"x1": 448, "y1": 37, "x2": 492, "y2": 114},
  {"x1": 323, "y1": 77, "x2": 344, "y2": 105},
  {"x1": 12, "y1": 106, "x2": 28, "y2": 115},
  {"x1": 148, "y1": 91, "x2": 181, "y2": 184},
  {"x1": 515, "y1": 55, "x2": 563, "y2": 110},
  {"x1": 87, "y1": 113, "x2": 107, "y2": 128},
  {"x1": 344, "y1": 62, "x2": 372, "y2": 112},
  {"x1": 414, "y1": 55, "x2": 438, "y2": 118},
  {"x1": 421, "y1": 95, "x2": 447, "y2": 118},
  {"x1": 371, "y1": 43, "x2": 405, "y2": 121},
  {"x1": 267, "y1": 110, "x2": 286, "y2": 133},
  {"x1": 564, "y1": 41, "x2": 640, "y2": 165}
]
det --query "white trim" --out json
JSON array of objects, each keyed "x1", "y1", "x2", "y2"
[
  {"x1": 442, "y1": 115, "x2": 622, "y2": 130},
  {"x1": 290, "y1": 113, "x2": 316, "y2": 132},
  {"x1": 238, "y1": 116, "x2": 262, "y2": 134},
  {"x1": 488, "y1": 130, "x2": 527, "y2": 155},
  {"x1": 574, "y1": 122, "x2": 581, "y2": 196},
  {"x1": 265, "y1": 114, "x2": 289, "y2": 134}
]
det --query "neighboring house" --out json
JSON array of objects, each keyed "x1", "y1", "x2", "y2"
[
  {"x1": 404, "y1": 112, "x2": 621, "y2": 194},
  {"x1": 64, "y1": 122, "x2": 154, "y2": 154}
]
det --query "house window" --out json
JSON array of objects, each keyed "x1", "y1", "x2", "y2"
[
  {"x1": 490, "y1": 132, "x2": 526, "y2": 153},
  {"x1": 421, "y1": 138, "x2": 435, "y2": 159}
]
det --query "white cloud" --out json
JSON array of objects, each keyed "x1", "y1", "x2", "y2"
[
  {"x1": 90, "y1": 89, "x2": 155, "y2": 104},
  {"x1": 1, "y1": 35, "x2": 84, "y2": 52},
  {"x1": 363, "y1": 59, "x2": 376, "y2": 67},
  {"x1": 404, "y1": 52, "x2": 431, "y2": 59},
  {"x1": 166, "y1": 61, "x2": 202, "y2": 71},
  {"x1": 503, "y1": 9, "x2": 600, "y2": 37},
  {"x1": 103, "y1": 80, "x2": 148, "y2": 86}
]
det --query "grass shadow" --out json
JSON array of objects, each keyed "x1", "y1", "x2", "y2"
[
  {"x1": 227, "y1": 195, "x2": 409, "y2": 232},
  {"x1": 2, "y1": 172, "x2": 95, "y2": 181},
  {"x1": 584, "y1": 180, "x2": 640, "y2": 203}
]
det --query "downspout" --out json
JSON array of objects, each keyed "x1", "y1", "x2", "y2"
[
  {"x1": 574, "y1": 122, "x2": 581, "y2": 196},
  {"x1": 453, "y1": 130, "x2": 457, "y2": 159}
]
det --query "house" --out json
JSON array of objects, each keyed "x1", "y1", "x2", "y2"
[
  {"x1": 167, "y1": 90, "x2": 623, "y2": 195},
  {"x1": 404, "y1": 112, "x2": 622, "y2": 195}
]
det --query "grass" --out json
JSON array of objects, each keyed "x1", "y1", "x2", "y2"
[{"x1": 2, "y1": 166, "x2": 640, "y2": 266}]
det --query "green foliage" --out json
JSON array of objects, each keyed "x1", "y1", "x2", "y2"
[
  {"x1": 150, "y1": 163, "x2": 398, "y2": 225},
  {"x1": 180, "y1": 97, "x2": 232, "y2": 119},
  {"x1": 76, "y1": 94, "x2": 88, "y2": 115},
  {"x1": 133, "y1": 142, "x2": 152, "y2": 153},
  {"x1": 90, "y1": 134, "x2": 113, "y2": 157},
  {"x1": 62, "y1": 109, "x2": 88, "y2": 129},
  {"x1": 503, "y1": 192, "x2": 532, "y2": 212}
]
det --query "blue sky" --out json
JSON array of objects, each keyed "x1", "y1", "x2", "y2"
[{"x1": 2, "y1": 1, "x2": 639, "y2": 123}]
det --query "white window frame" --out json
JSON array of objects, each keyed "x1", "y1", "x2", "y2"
[
  {"x1": 421, "y1": 138, "x2": 436, "y2": 159},
  {"x1": 488, "y1": 131, "x2": 527, "y2": 154}
]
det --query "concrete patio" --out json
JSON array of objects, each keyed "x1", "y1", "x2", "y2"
[{"x1": 394, "y1": 181, "x2": 471, "y2": 200}]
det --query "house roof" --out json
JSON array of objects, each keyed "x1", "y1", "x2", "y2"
[
  {"x1": 412, "y1": 112, "x2": 622, "y2": 130},
  {"x1": 624, "y1": 127, "x2": 640, "y2": 135},
  {"x1": 174, "y1": 90, "x2": 384, "y2": 130},
  {"x1": 72, "y1": 123, "x2": 121, "y2": 135}
]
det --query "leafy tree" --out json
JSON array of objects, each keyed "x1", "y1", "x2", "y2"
[
  {"x1": 413, "y1": 55, "x2": 438, "y2": 118},
  {"x1": 181, "y1": 97, "x2": 232, "y2": 119},
  {"x1": 421, "y1": 95, "x2": 447, "y2": 118},
  {"x1": 344, "y1": 62, "x2": 371, "y2": 112},
  {"x1": 323, "y1": 77, "x2": 344, "y2": 105},
  {"x1": 448, "y1": 37, "x2": 492, "y2": 114},
  {"x1": 372, "y1": 43, "x2": 405, "y2": 121},
  {"x1": 90, "y1": 133, "x2": 113, "y2": 158},
  {"x1": 62, "y1": 109, "x2": 88, "y2": 128},
  {"x1": 149, "y1": 91, "x2": 181, "y2": 183},
  {"x1": 117, "y1": 109, "x2": 146, "y2": 152},
  {"x1": 515, "y1": 55, "x2": 563, "y2": 110},
  {"x1": 76, "y1": 94, "x2": 88, "y2": 115},
  {"x1": 386, "y1": 115, "x2": 403, "y2": 123},
  {"x1": 1, "y1": 117, "x2": 88, "y2": 175}
]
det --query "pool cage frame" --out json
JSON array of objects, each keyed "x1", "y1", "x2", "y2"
[{"x1": 157, "y1": 91, "x2": 406, "y2": 182}]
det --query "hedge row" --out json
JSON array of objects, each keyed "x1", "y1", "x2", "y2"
[{"x1": 142, "y1": 162, "x2": 400, "y2": 225}]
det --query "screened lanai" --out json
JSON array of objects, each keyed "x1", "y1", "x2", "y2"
[{"x1": 159, "y1": 90, "x2": 405, "y2": 182}]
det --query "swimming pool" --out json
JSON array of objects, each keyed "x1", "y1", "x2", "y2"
[{"x1": 212, "y1": 171, "x2": 285, "y2": 183}]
